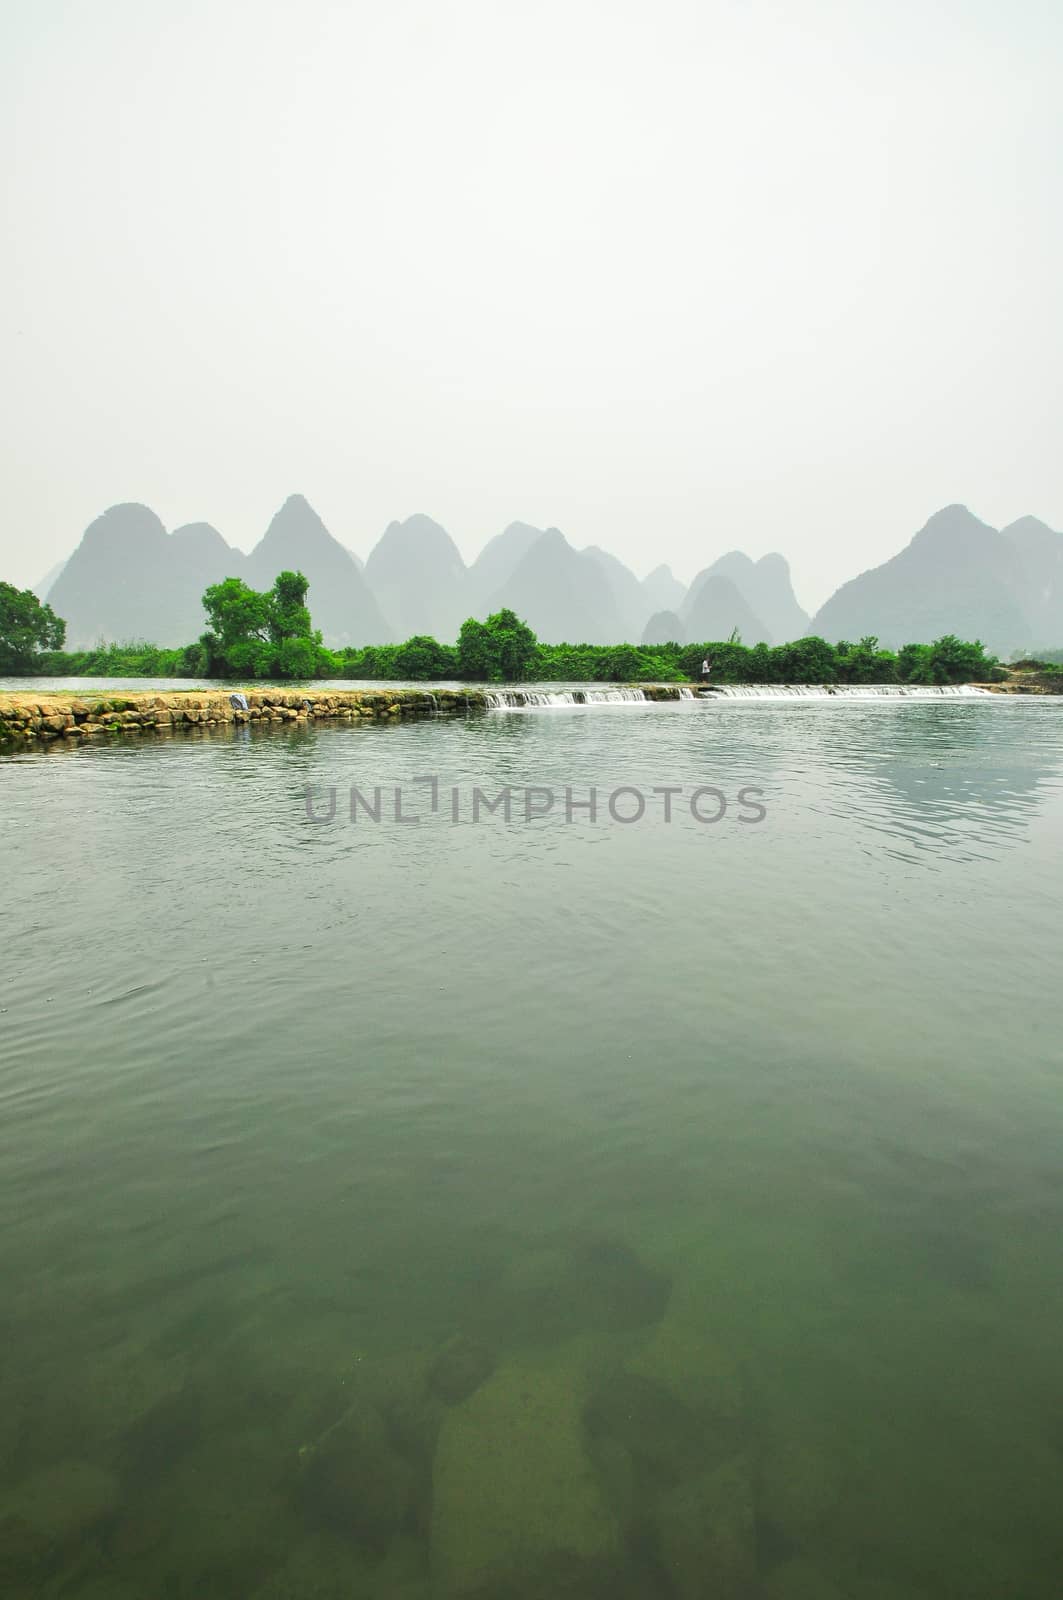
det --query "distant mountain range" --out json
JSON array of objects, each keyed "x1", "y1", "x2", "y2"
[
  {"x1": 811, "y1": 505, "x2": 1061, "y2": 656},
  {"x1": 32, "y1": 497, "x2": 1063, "y2": 655}
]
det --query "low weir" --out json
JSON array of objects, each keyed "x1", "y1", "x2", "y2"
[
  {"x1": 482, "y1": 686, "x2": 695, "y2": 707},
  {"x1": 0, "y1": 679, "x2": 1030, "y2": 746},
  {"x1": 704, "y1": 683, "x2": 995, "y2": 699},
  {"x1": 0, "y1": 682, "x2": 693, "y2": 745}
]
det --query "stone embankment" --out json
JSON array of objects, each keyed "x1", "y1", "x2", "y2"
[
  {"x1": 0, "y1": 684, "x2": 689, "y2": 745},
  {"x1": 0, "y1": 688, "x2": 479, "y2": 744}
]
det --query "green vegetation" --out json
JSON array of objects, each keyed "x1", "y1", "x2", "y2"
[
  {"x1": 8, "y1": 569, "x2": 1010, "y2": 684},
  {"x1": 0, "y1": 582, "x2": 65, "y2": 672},
  {"x1": 1006, "y1": 654, "x2": 1063, "y2": 682},
  {"x1": 198, "y1": 570, "x2": 331, "y2": 678}
]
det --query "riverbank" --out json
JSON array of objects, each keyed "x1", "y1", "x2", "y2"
[{"x1": 0, "y1": 679, "x2": 1052, "y2": 745}]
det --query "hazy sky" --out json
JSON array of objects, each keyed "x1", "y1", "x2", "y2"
[{"x1": 3, "y1": 0, "x2": 1061, "y2": 609}]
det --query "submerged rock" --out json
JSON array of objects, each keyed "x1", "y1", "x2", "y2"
[
  {"x1": 627, "y1": 1314, "x2": 745, "y2": 1439},
  {"x1": 756, "y1": 1433, "x2": 841, "y2": 1545},
  {"x1": 429, "y1": 1334, "x2": 496, "y2": 1406},
  {"x1": 299, "y1": 1399, "x2": 412, "y2": 1552},
  {"x1": 251, "y1": 1529, "x2": 429, "y2": 1599},
  {"x1": 655, "y1": 1454, "x2": 760, "y2": 1600},
  {"x1": 487, "y1": 1234, "x2": 670, "y2": 1346},
  {"x1": 51, "y1": 1337, "x2": 190, "y2": 1450},
  {"x1": 584, "y1": 1371, "x2": 705, "y2": 1493},
  {"x1": 430, "y1": 1356, "x2": 619, "y2": 1596},
  {"x1": 0, "y1": 1458, "x2": 120, "y2": 1575}
]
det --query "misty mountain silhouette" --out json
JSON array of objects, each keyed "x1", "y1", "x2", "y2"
[
  {"x1": 683, "y1": 574, "x2": 770, "y2": 646},
  {"x1": 487, "y1": 527, "x2": 627, "y2": 643},
  {"x1": 33, "y1": 559, "x2": 68, "y2": 601},
  {"x1": 32, "y1": 497, "x2": 1063, "y2": 657},
  {"x1": 245, "y1": 495, "x2": 391, "y2": 646},
  {"x1": 467, "y1": 522, "x2": 545, "y2": 613},
  {"x1": 582, "y1": 546, "x2": 650, "y2": 640},
  {"x1": 683, "y1": 552, "x2": 807, "y2": 645},
  {"x1": 642, "y1": 564, "x2": 685, "y2": 615},
  {"x1": 812, "y1": 505, "x2": 1039, "y2": 655},
  {"x1": 48, "y1": 504, "x2": 247, "y2": 649},
  {"x1": 1002, "y1": 516, "x2": 1063, "y2": 649},
  {"x1": 364, "y1": 514, "x2": 468, "y2": 642},
  {"x1": 642, "y1": 609, "x2": 687, "y2": 646}
]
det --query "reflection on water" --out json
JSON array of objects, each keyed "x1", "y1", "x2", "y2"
[{"x1": 2, "y1": 700, "x2": 1063, "y2": 1598}]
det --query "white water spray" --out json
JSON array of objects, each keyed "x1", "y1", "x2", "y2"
[
  {"x1": 704, "y1": 683, "x2": 993, "y2": 700},
  {"x1": 482, "y1": 682, "x2": 995, "y2": 709},
  {"x1": 484, "y1": 687, "x2": 650, "y2": 709}
]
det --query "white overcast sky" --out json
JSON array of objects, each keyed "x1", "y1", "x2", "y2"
[{"x1": 3, "y1": 0, "x2": 1061, "y2": 608}]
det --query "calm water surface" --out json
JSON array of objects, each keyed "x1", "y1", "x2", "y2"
[{"x1": 2, "y1": 699, "x2": 1063, "y2": 1599}]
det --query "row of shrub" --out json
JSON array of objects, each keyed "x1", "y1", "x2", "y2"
[{"x1": 33, "y1": 630, "x2": 1007, "y2": 686}]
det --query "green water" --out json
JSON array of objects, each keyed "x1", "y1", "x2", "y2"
[{"x1": 2, "y1": 697, "x2": 1063, "y2": 1599}]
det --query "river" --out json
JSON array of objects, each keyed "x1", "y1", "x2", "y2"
[{"x1": 2, "y1": 693, "x2": 1062, "y2": 1598}]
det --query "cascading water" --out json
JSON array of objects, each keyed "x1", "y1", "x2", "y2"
[
  {"x1": 483, "y1": 690, "x2": 579, "y2": 708},
  {"x1": 704, "y1": 683, "x2": 993, "y2": 699},
  {"x1": 483, "y1": 686, "x2": 651, "y2": 709},
  {"x1": 482, "y1": 682, "x2": 995, "y2": 709},
  {"x1": 584, "y1": 687, "x2": 648, "y2": 704}
]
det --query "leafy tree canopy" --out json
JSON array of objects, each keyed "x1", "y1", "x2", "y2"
[
  {"x1": 457, "y1": 609, "x2": 538, "y2": 681},
  {"x1": 0, "y1": 582, "x2": 66, "y2": 671},
  {"x1": 200, "y1": 570, "x2": 327, "y2": 678}
]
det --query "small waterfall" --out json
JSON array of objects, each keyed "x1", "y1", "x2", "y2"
[
  {"x1": 705, "y1": 683, "x2": 993, "y2": 700},
  {"x1": 584, "y1": 687, "x2": 647, "y2": 703},
  {"x1": 483, "y1": 686, "x2": 648, "y2": 709},
  {"x1": 482, "y1": 682, "x2": 992, "y2": 709},
  {"x1": 483, "y1": 689, "x2": 578, "y2": 708}
]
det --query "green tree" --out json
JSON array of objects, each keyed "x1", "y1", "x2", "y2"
[
  {"x1": 457, "y1": 610, "x2": 538, "y2": 681},
  {"x1": 592, "y1": 644, "x2": 644, "y2": 680},
  {"x1": 896, "y1": 642, "x2": 931, "y2": 682},
  {"x1": 907, "y1": 634, "x2": 996, "y2": 684},
  {"x1": 268, "y1": 570, "x2": 314, "y2": 645},
  {"x1": 200, "y1": 570, "x2": 324, "y2": 678},
  {"x1": 487, "y1": 609, "x2": 538, "y2": 681},
  {"x1": 392, "y1": 635, "x2": 458, "y2": 678},
  {"x1": 678, "y1": 640, "x2": 752, "y2": 682},
  {"x1": 769, "y1": 636, "x2": 838, "y2": 683},
  {"x1": 835, "y1": 636, "x2": 897, "y2": 684},
  {"x1": 456, "y1": 619, "x2": 495, "y2": 680},
  {"x1": 0, "y1": 582, "x2": 66, "y2": 671},
  {"x1": 202, "y1": 577, "x2": 271, "y2": 650}
]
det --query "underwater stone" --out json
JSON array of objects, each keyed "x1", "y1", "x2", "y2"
[
  {"x1": 0, "y1": 1458, "x2": 120, "y2": 1565},
  {"x1": 299, "y1": 1398, "x2": 413, "y2": 1552},
  {"x1": 429, "y1": 1334, "x2": 496, "y2": 1406},
  {"x1": 69, "y1": 1339, "x2": 190, "y2": 1444},
  {"x1": 488, "y1": 1235, "x2": 670, "y2": 1346},
  {"x1": 584, "y1": 1371, "x2": 705, "y2": 1492},
  {"x1": 655, "y1": 1453, "x2": 759, "y2": 1600},
  {"x1": 756, "y1": 1435, "x2": 841, "y2": 1545},
  {"x1": 573, "y1": 1236, "x2": 671, "y2": 1328},
  {"x1": 252, "y1": 1530, "x2": 431, "y2": 1600},
  {"x1": 584, "y1": 1431, "x2": 636, "y2": 1529},
  {"x1": 430, "y1": 1357, "x2": 619, "y2": 1597},
  {"x1": 627, "y1": 1315, "x2": 745, "y2": 1436}
]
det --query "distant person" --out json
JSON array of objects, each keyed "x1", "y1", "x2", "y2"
[{"x1": 701, "y1": 656, "x2": 712, "y2": 680}]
